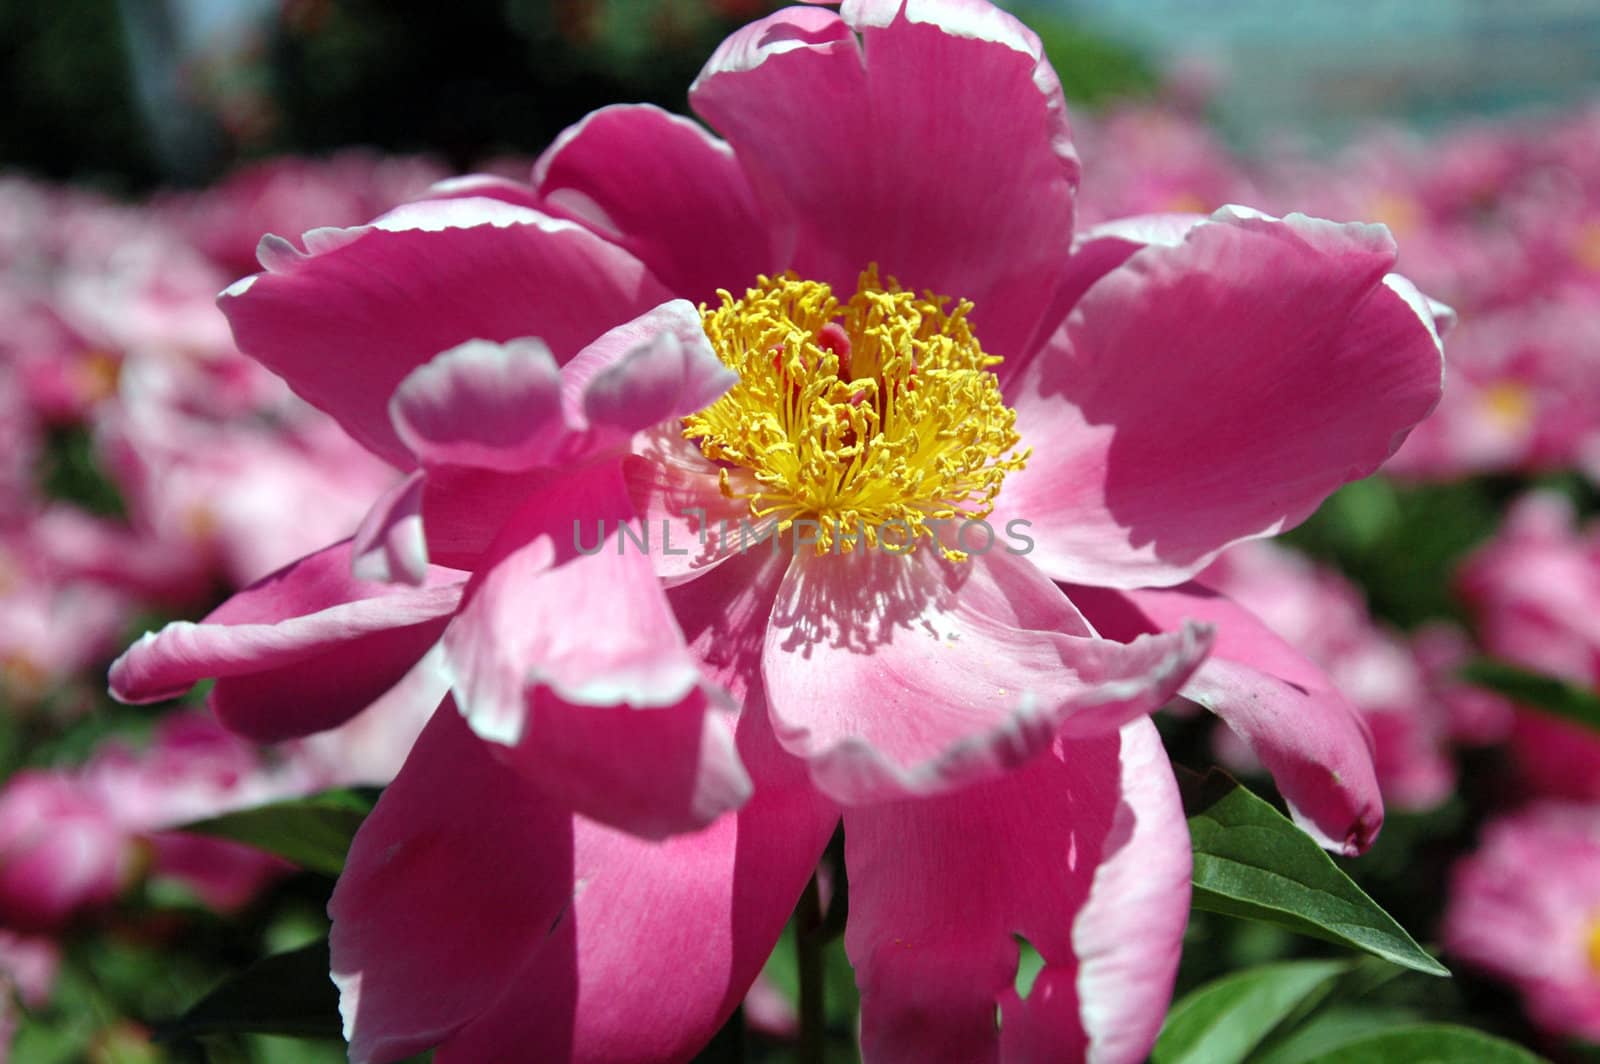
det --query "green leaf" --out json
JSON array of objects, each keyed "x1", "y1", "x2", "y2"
[
  {"x1": 1013, "y1": 937, "x2": 1046, "y2": 1000},
  {"x1": 1179, "y1": 769, "x2": 1448, "y2": 977},
  {"x1": 37, "y1": 422, "x2": 126, "y2": 518},
  {"x1": 1018, "y1": 13, "x2": 1158, "y2": 105},
  {"x1": 157, "y1": 940, "x2": 342, "y2": 1042},
  {"x1": 1460, "y1": 658, "x2": 1600, "y2": 734},
  {"x1": 1291, "y1": 1023, "x2": 1549, "y2": 1063},
  {"x1": 1252, "y1": 1006, "x2": 1432, "y2": 1064},
  {"x1": 1282, "y1": 478, "x2": 1503, "y2": 629},
  {"x1": 1154, "y1": 959, "x2": 1351, "y2": 1064},
  {"x1": 177, "y1": 789, "x2": 377, "y2": 876}
]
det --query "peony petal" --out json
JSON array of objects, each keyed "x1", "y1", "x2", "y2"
[
  {"x1": 329, "y1": 705, "x2": 576, "y2": 1064},
  {"x1": 494, "y1": 685, "x2": 750, "y2": 840},
  {"x1": 1070, "y1": 582, "x2": 1384, "y2": 855},
  {"x1": 762, "y1": 546, "x2": 1210, "y2": 804},
  {"x1": 417, "y1": 464, "x2": 556, "y2": 572},
  {"x1": 439, "y1": 466, "x2": 744, "y2": 836},
  {"x1": 690, "y1": 0, "x2": 1079, "y2": 362},
  {"x1": 533, "y1": 104, "x2": 775, "y2": 303},
  {"x1": 438, "y1": 543, "x2": 833, "y2": 1061},
  {"x1": 421, "y1": 174, "x2": 543, "y2": 209},
  {"x1": 220, "y1": 197, "x2": 671, "y2": 468},
  {"x1": 843, "y1": 717, "x2": 1189, "y2": 1064},
  {"x1": 621, "y1": 431, "x2": 772, "y2": 587},
  {"x1": 299, "y1": 643, "x2": 451, "y2": 787},
  {"x1": 389, "y1": 301, "x2": 730, "y2": 475},
  {"x1": 396, "y1": 302, "x2": 734, "y2": 572},
  {"x1": 390, "y1": 337, "x2": 570, "y2": 472},
  {"x1": 1002, "y1": 211, "x2": 1209, "y2": 381},
  {"x1": 561, "y1": 299, "x2": 738, "y2": 451},
  {"x1": 441, "y1": 466, "x2": 702, "y2": 743},
  {"x1": 1000, "y1": 208, "x2": 1446, "y2": 588},
  {"x1": 109, "y1": 540, "x2": 463, "y2": 742},
  {"x1": 427, "y1": 549, "x2": 837, "y2": 1061},
  {"x1": 351, "y1": 471, "x2": 429, "y2": 585},
  {"x1": 430, "y1": 707, "x2": 836, "y2": 1064}
]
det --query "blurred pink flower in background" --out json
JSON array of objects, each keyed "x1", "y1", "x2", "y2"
[
  {"x1": 0, "y1": 714, "x2": 315, "y2": 931},
  {"x1": 0, "y1": 693, "x2": 432, "y2": 943},
  {"x1": 1409, "y1": 620, "x2": 1515, "y2": 748},
  {"x1": 1446, "y1": 802, "x2": 1600, "y2": 1041},
  {"x1": 0, "y1": 158, "x2": 434, "y2": 595},
  {"x1": 0, "y1": 773, "x2": 133, "y2": 933},
  {"x1": 1073, "y1": 106, "x2": 1258, "y2": 225},
  {"x1": 0, "y1": 932, "x2": 59, "y2": 1053},
  {"x1": 1382, "y1": 290, "x2": 1600, "y2": 482},
  {"x1": 99, "y1": 379, "x2": 398, "y2": 587},
  {"x1": 1460, "y1": 492, "x2": 1600, "y2": 801},
  {"x1": 1248, "y1": 107, "x2": 1600, "y2": 485},
  {"x1": 157, "y1": 152, "x2": 449, "y2": 278},
  {"x1": 0, "y1": 524, "x2": 132, "y2": 712}
]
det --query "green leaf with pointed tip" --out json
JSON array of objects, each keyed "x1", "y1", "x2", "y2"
[
  {"x1": 157, "y1": 940, "x2": 342, "y2": 1042},
  {"x1": 1154, "y1": 959, "x2": 1352, "y2": 1064},
  {"x1": 1179, "y1": 769, "x2": 1448, "y2": 977},
  {"x1": 1291, "y1": 1023, "x2": 1549, "y2": 1063},
  {"x1": 176, "y1": 788, "x2": 377, "y2": 876}
]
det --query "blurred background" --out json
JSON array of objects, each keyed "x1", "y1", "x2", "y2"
[
  {"x1": 3, "y1": 1, "x2": 1600, "y2": 1062},
  {"x1": 8, "y1": 0, "x2": 1600, "y2": 191}
]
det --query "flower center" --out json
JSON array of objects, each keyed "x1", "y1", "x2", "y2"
[
  {"x1": 683, "y1": 267, "x2": 1028, "y2": 559},
  {"x1": 1587, "y1": 917, "x2": 1600, "y2": 975},
  {"x1": 1479, "y1": 379, "x2": 1536, "y2": 433}
]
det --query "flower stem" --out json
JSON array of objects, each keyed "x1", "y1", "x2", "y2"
[{"x1": 797, "y1": 872, "x2": 826, "y2": 1064}]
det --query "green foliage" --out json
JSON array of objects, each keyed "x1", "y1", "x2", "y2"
[
  {"x1": 157, "y1": 940, "x2": 342, "y2": 1042},
  {"x1": 1155, "y1": 959, "x2": 1353, "y2": 1064},
  {"x1": 1180, "y1": 769, "x2": 1447, "y2": 977},
  {"x1": 268, "y1": 0, "x2": 748, "y2": 176},
  {"x1": 178, "y1": 789, "x2": 379, "y2": 877},
  {"x1": 0, "y1": 0, "x2": 155, "y2": 188},
  {"x1": 1283, "y1": 478, "x2": 1505, "y2": 629},
  {"x1": 1004, "y1": 6, "x2": 1158, "y2": 105},
  {"x1": 1158, "y1": 960, "x2": 1547, "y2": 1064},
  {"x1": 1251, "y1": 1006, "x2": 1431, "y2": 1064},
  {"x1": 755, "y1": 912, "x2": 862, "y2": 1062},
  {"x1": 1290, "y1": 1024, "x2": 1549, "y2": 1063},
  {"x1": 1461, "y1": 658, "x2": 1600, "y2": 734},
  {"x1": 37, "y1": 423, "x2": 126, "y2": 518}
]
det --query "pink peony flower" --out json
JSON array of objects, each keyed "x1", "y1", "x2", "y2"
[
  {"x1": 1458, "y1": 492, "x2": 1600, "y2": 801},
  {"x1": 0, "y1": 773, "x2": 132, "y2": 933},
  {"x1": 1445, "y1": 802, "x2": 1600, "y2": 1041},
  {"x1": 0, "y1": 931, "x2": 59, "y2": 1055},
  {"x1": 158, "y1": 152, "x2": 449, "y2": 279},
  {"x1": 1248, "y1": 107, "x2": 1600, "y2": 484},
  {"x1": 112, "y1": 0, "x2": 1445, "y2": 1059},
  {"x1": 1381, "y1": 289, "x2": 1600, "y2": 481},
  {"x1": 1409, "y1": 621, "x2": 1514, "y2": 748},
  {"x1": 99, "y1": 384, "x2": 400, "y2": 587},
  {"x1": 0, "y1": 525, "x2": 133, "y2": 710},
  {"x1": 0, "y1": 713, "x2": 365, "y2": 930},
  {"x1": 1073, "y1": 105, "x2": 1259, "y2": 226}
]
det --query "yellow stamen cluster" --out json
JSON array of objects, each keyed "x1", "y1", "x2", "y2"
[{"x1": 683, "y1": 267, "x2": 1027, "y2": 559}]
